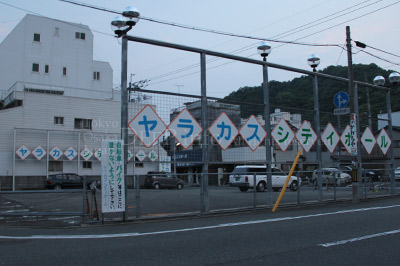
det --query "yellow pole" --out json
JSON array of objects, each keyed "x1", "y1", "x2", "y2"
[{"x1": 272, "y1": 150, "x2": 302, "y2": 212}]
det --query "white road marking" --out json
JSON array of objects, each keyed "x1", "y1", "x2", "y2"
[
  {"x1": 320, "y1": 229, "x2": 400, "y2": 247},
  {"x1": 1, "y1": 204, "x2": 399, "y2": 240}
]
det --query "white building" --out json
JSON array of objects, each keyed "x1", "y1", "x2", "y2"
[
  {"x1": 378, "y1": 111, "x2": 400, "y2": 130},
  {"x1": 0, "y1": 15, "x2": 167, "y2": 189}
]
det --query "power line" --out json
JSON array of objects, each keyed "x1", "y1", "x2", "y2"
[{"x1": 354, "y1": 40, "x2": 400, "y2": 59}]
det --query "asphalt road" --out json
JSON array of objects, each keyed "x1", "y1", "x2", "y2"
[{"x1": 1, "y1": 197, "x2": 400, "y2": 265}]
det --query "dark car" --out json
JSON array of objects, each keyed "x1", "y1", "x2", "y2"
[
  {"x1": 144, "y1": 172, "x2": 184, "y2": 190},
  {"x1": 45, "y1": 173, "x2": 100, "y2": 190}
]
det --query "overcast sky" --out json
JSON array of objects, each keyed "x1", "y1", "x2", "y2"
[{"x1": 0, "y1": 0, "x2": 399, "y2": 98}]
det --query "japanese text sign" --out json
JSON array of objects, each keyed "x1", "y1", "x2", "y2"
[
  {"x1": 16, "y1": 145, "x2": 31, "y2": 160},
  {"x1": 321, "y1": 123, "x2": 340, "y2": 154},
  {"x1": 296, "y1": 120, "x2": 317, "y2": 153},
  {"x1": 208, "y1": 112, "x2": 239, "y2": 151},
  {"x1": 50, "y1": 146, "x2": 63, "y2": 160},
  {"x1": 271, "y1": 119, "x2": 295, "y2": 152},
  {"x1": 168, "y1": 108, "x2": 203, "y2": 150},
  {"x1": 377, "y1": 129, "x2": 391, "y2": 155},
  {"x1": 64, "y1": 147, "x2": 77, "y2": 161},
  {"x1": 361, "y1": 127, "x2": 376, "y2": 154},
  {"x1": 239, "y1": 115, "x2": 267, "y2": 151},
  {"x1": 32, "y1": 146, "x2": 46, "y2": 160}
]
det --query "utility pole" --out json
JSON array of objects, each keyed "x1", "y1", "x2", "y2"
[{"x1": 346, "y1": 26, "x2": 359, "y2": 203}]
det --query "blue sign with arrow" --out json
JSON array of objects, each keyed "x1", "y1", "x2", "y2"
[{"x1": 333, "y1": 91, "x2": 349, "y2": 108}]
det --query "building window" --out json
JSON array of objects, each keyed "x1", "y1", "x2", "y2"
[
  {"x1": 33, "y1": 33, "x2": 40, "y2": 42},
  {"x1": 135, "y1": 163, "x2": 144, "y2": 168},
  {"x1": 74, "y1": 118, "x2": 92, "y2": 130},
  {"x1": 45, "y1": 65, "x2": 49, "y2": 74},
  {"x1": 93, "y1": 71, "x2": 100, "y2": 80},
  {"x1": 63, "y1": 67, "x2": 67, "y2": 76},
  {"x1": 83, "y1": 161, "x2": 92, "y2": 169},
  {"x1": 54, "y1": 27, "x2": 60, "y2": 37},
  {"x1": 49, "y1": 161, "x2": 63, "y2": 172},
  {"x1": 75, "y1": 32, "x2": 85, "y2": 40},
  {"x1": 54, "y1": 117, "x2": 64, "y2": 125},
  {"x1": 32, "y1": 63, "x2": 39, "y2": 72}
]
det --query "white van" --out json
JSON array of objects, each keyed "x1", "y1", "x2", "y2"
[{"x1": 229, "y1": 165, "x2": 300, "y2": 192}]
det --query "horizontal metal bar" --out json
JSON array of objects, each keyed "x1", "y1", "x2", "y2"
[
  {"x1": 126, "y1": 35, "x2": 389, "y2": 91},
  {"x1": 0, "y1": 212, "x2": 83, "y2": 217},
  {"x1": 0, "y1": 189, "x2": 84, "y2": 194}
]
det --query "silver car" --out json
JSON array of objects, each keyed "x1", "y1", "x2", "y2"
[{"x1": 312, "y1": 168, "x2": 352, "y2": 186}]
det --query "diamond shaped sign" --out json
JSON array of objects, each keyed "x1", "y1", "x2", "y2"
[
  {"x1": 361, "y1": 127, "x2": 376, "y2": 154},
  {"x1": 64, "y1": 147, "x2": 77, "y2": 161},
  {"x1": 136, "y1": 150, "x2": 146, "y2": 161},
  {"x1": 94, "y1": 148, "x2": 102, "y2": 161},
  {"x1": 296, "y1": 120, "x2": 317, "y2": 153},
  {"x1": 376, "y1": 128, "x2": 391, "y2": 155},
  {"x1": 148, "y1": 150, "x2": 158, "y2": 161},
  {"x1": 239, "y1": 115, "x2": 267, "y2": 151},
  {"x1": 321, "y1": 123, "x2": 339, "y2": 154},
  {"x1": 50, "y1": 146, "x2": 63, "y2": 160},
  {"x1": 129, "y1": 105, "x2": 167, "y2": 148},
  {"x1": 16, "y1": 145, "x2": 31, "y2": 160},
  {"x1": 168, "y1": 108, "x2": 203, "y2": 150},
  {"x1": 208, "y1": 112, "x2": 239, "y2": 151},
  {"x1": 32, "y1": 146, "x2": 46, "y2": 160},
  {"x1": 340, "y1": 125, "x2": 358, "y2": 154},
  {"x1": 127, "y1": 150, "x2": 133, "y2": 161},
  {"x1": 271, "y1": 119, "x2": 295, "y2": 152},
  {"x1": 80, "y1": 147, "x2": 93, "y2": 161}
]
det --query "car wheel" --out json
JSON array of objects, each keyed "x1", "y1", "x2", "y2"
[
  {"x1": 256, "y1": 181, "x2": 266, "y2": 192},
  {"x1": 53, "y1": 184, "x2": 62, "y2": 190},
  {"x1": 177, "y1": 183, "x2": 183, "y2": 190},
  {"x1": 154, "y1": 183, "x2": 160, "y2": 189},
  {"x1": 290, "y1": 181, "x2": 298, "y2": 191},
  {"x1": 239, "y1": 186, "x2": 249, "y2": 192}
]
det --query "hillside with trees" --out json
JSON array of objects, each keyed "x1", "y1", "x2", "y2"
[{"x1": 221, "y1": 63, "x2": 400, "y2": 131}]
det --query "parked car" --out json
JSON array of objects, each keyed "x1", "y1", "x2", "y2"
[
  {"x1": 228, "y1": 165, "x2": 300, "y2": 192},
  {"x1": 144, "y1": 171, "x2": 184, "y2": 190},
  {"x1": 330, "y1": 165, "x2": 381, "y2": 183},
  {"x1": 312, "y1": 168, "x2": 351, "y2": 186},
  {"x1": 45, "y1": 173, "x2": 100, "y2": 190},
  {"x1": 395, "y1": 167, "x2": 400, "y2": 181}
]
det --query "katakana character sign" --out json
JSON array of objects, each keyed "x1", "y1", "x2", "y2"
[
  {"x1": 208, "y1": 112, "x2": 239, "y2": 151},
  {"x1": 321, "y1": 123, "x2": 340, "y2": 154},
  {"x1": 129, "y1": 105, "x2": 167, "y2": 148},
  {"x1": 80, "y1": 147, "x2": 93, "y2": 161},
  {"x1": 64, "y1": 147, "x2": 77, "y2": 161},
  {"x1": 271, "y1": 119, "x2": 295, "y2": 152},
  {"x1": 377, "y1": 128, "x2": 391, "y2": 155},
  {"x1": 32, "y1": 146, "x2": 46, "y2": 160},
  {"x1": 16, "y1": 145, "x2": 31, "y2": 160},
  {"x1": 361, "y1": 127, "x2": 376, "y2": 154},
  {"x1": 148, "y1": 150, "x2": 158, "y2": 161},
  {"x1": 340, "y1": 125, "x2": 358, "y2": 154},
  {"x1": 136, "y1": 150, "x2": 146, "y2": 161},
  {"x1": 168, "y1": 108, "x2": 202, "y2": 150},
  {"x1": 50, "y1": 146, "x2": 63, "y2": 160},
  {"x1": 296, "y1": 120, "x2": 317, "y2": 153},
  {"x1": 94, "y1": 148, "x2": 102, "y2": 161},
  {"x1": 127, "y1": 150, "x2": 133, "y2": 161},
  {"x1": 239, "y1": 115, "x2": 267, "y2": 151},
  {"x1": 350, "y1": 113, "x2": 358, "y2": 156}
]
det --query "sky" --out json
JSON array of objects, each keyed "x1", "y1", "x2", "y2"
[{"x1": 0, "y1": 0, "x2": 399, "y2": 98}]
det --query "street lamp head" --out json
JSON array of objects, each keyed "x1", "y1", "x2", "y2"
[
  {"x1": 307, "y1": 54, "x2": 320, "y2": 72},
  {"x1": 111, "y1": 15, "x2": 128, "y2": 35},
  {"x1": 122, "y1": 6, "x2": 140, "y2": 26},
  {"x1": 257, "y1": 41, "x2": 271, "y2": 59},
  {"x1": 389, "y1": 72, "x2": 400, "y2": 85},
  {"x1": 373, "y1": 75, "x2": 385, "y2": 86}
]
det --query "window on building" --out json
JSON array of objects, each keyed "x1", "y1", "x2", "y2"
[
  {"x1": 93, "y1": 71, "x2": 100, "y2": 80},
  {"x1": 75, "y1": 32, "x2": 86, "y2": 40},
  {"x1": 54, "y1": 27, "x2": 60, "y2": 37},
  {"x1": 33, "y1": 33, "x2": 40, "y2": 42},
  {"x1": 135, "y1": 163, "x2": 144, "y2": 168},
  {"x1": 83, "y1": 161, "x2": 92, "y2": 169},
  {"x1": 54, "y1": 117, "x2": 64, "y2": 125},
  {"x1": 49, "y1": 161, "x2": 63, "y2": 172},
  {"x1": 45, "y1": 65, "x2": 49, "y2": 74},
  {"x1": 32, "y1": 63, "x2": 39, "y2": 72},
  {"x1": 63, "y1": 67, "x2": 67, "y2": 76},
  {"x1": 74, "y1": 118, "x2": 92, "y2": 130}
]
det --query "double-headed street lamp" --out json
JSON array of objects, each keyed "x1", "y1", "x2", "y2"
[
  {"x1": 257, "y1": 41, "x2": 273, "y2": 204},
  {"x1": 111, "y1": 6, "x2": 140, "y2": 220},
  {"x1": 373, "y1": 72, "x2": 399, "y2": 195}
]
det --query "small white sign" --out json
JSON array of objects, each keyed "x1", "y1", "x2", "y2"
[
  {"x1": 296, "y1": 120, "x2": 317, "y2": 153},
  {"x1": 208, "y1": 112, "x2": 239, "y2": 151},
  {"x1": 159, "y1": 156, "x2": 171, "y2": 172},
  {"x1": 32, "y1": 146, "x2": 46, "y2": 160},
  {"x1": 50, "y1": 146, "x2": 63, "y2": 160},
  {"x1": 350, "y1": 113, "x2": 358, "y2": 156},
  {"x1": 148, "y1": 150, "x2": 158, "y2": 161},
  {"x1": 321, "y1": 123, "x2": 340, "y2": 154},
  {"x1": 64, "y1": 147, "x2": 77, "y2": 161},
  {"x1": 16, "y1": 145, "x2": 31, "y2": 160},
  {"x1": 168, "y1": 108, "x2": 203, "y2": 150},
  {"x1": 340, "y1": 125, "x2": 352, "y2": 154},
  {"x1": 376, "y1": 129, "x2": 391, "y2": 155},
  {"x1": 271, "y1": 119, "x2": 295, "y2": 152},
  {"x1": 136, "y1": 150, "x2": 146, "y2": 161},
  {"x1": 239, "y1": 115, "x2": 267, "y2": 151},
  {"x1": 80, "y1": 147, "x2": 93, "y2": 161},
  {"x1": 129, "y1": 105, "x2": 167, "y2": 148},
  {"x1": 361, "y1": 127, "x2": 376, "y2": 154}
]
